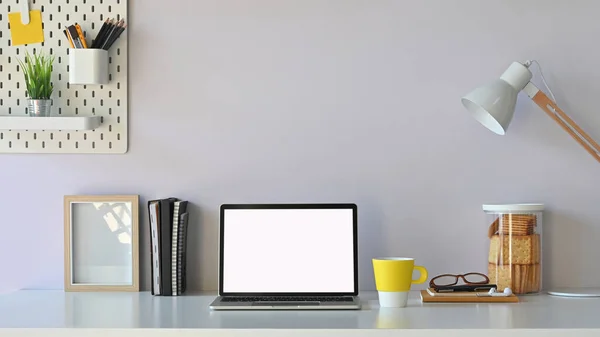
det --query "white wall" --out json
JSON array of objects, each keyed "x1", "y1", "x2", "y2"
[{"x1": 2, "y1": 0, "x2": 600, "y2": 292}]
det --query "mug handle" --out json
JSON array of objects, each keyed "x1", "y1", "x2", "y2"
[{"x1": 412, "y1": 266, "x2": 428, "y2": 284}]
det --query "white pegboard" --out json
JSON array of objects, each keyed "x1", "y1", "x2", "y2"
[{"x1": 0, "y1": 0, "x2": 128, "y2": 153}]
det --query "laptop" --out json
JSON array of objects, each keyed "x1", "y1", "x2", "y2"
[{"x1": 209, "y1": 203, "x2": 361, "y2": 310}]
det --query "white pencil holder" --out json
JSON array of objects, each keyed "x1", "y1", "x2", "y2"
[{"x1": 68, "y1": 49, "x2": 109, "y2": 85}]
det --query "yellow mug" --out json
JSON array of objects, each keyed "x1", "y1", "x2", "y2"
[{"x1": 372, "y1": 257, "x2": 428, "y2": 307}]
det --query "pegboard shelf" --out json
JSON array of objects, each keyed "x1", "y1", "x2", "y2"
[{"x1": 0, "y1": 116, "x2": 102, "y2": 131}]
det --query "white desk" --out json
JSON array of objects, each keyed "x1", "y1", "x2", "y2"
[{"x1": 0, "y1": 290, "x2": 599, "y2": 336}]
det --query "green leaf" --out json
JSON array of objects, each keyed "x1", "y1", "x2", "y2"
[{"x1": 17, "y1": 50, "x2": 54, "y2": 99}]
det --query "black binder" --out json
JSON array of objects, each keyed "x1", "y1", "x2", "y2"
[{"x1": 148, "y1": 197, "x2": 178, "y2": 296}]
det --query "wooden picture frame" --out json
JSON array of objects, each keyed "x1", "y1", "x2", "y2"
[{"x1": 64, "y1": 195, "x2": 139, "y2": 292}]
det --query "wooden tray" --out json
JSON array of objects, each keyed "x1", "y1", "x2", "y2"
[{"x1": 420, "y1": 290, "x2": 519, "y2": 303}]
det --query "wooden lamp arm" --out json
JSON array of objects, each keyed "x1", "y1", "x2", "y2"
[{"x1": 523, "y1": 82, "x2": 600, "y2": 163}]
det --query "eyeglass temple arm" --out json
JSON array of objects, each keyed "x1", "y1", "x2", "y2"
[{"x1": 523, "y1": 82, "x2": 600, "y2": 164}]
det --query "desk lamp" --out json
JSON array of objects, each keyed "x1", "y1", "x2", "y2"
[{"x1": 461, "y1": 60, "x2": 600, "y2": 297}]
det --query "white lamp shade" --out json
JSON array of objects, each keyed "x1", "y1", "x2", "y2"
[
  {"x1": 461, "y1": 62, "x2": 533, "y2": 135},
  {"x1": 461, "y1": 79, "x2": 518, "y2": 135}
]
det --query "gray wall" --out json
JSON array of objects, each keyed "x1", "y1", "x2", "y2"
[{"x1": 2, "y1": 0, "x2": 600, "y2": 292}]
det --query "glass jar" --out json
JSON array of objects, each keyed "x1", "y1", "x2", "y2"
[{"x1": 483, "y1": 204, "x2": 543, "y2": 294}]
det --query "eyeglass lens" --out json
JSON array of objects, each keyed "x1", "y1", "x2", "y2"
[
  {"x1": 463, "y1": 273, "x2": 487, "y2": 283},
  {"x1": 433, "y1": 275, "x2": 458, "y2": 286}
]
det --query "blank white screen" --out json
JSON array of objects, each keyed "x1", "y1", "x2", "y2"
[{"x1": 222, "y1": 208, "x2": 355, "y2": 293}]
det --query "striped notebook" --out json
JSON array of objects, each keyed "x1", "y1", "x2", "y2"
[{"x1": 171, "y1": 200, "x2": 188, "y2": 295}]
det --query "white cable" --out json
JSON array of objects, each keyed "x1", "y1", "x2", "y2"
[{"x1": 529, "y1": 60, "x2": 557, "y2": 103}]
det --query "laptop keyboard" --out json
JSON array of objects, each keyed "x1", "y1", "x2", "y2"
[{"x1": 221, "y1": 296, "x2": 354, "y2": 302}]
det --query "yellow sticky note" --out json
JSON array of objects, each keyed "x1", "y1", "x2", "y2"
[{"x1": 8, "y1": 10, "x2": 45, "y2": 46}]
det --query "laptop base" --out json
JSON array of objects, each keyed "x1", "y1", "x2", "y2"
[{"x1": 209, "y1": 296, "x2": 361, "y2": 310}]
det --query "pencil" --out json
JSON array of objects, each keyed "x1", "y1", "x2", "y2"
[
  {"x1": 92, "y1": 18, "x2": 110, "y2": 48},
  {"x1": 104, "y1": 21, "x2": 126, "y2": 50},
  {"x1": 100, "y1": 19, "x2": 121, "y2": 50},
  {"x1": 92, "y1": 18, "x2": 112, "y2": 48}
]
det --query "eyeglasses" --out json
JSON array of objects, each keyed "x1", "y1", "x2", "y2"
[{"x1": 429, "y1": 272, "x2": 489, "y2": 288}]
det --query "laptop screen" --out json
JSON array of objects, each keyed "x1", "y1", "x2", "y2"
[{"x1": 219, "y1": 204, "x2": 357, "y2": 295}]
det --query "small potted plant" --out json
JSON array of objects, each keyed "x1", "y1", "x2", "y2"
[{"x1": 17, "y1": 50, "x2": 55, "y2": 117}]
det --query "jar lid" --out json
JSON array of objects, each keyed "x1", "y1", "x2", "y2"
[{"x1": 482, "y1": 203, "x2": 544, "y2": 213}]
